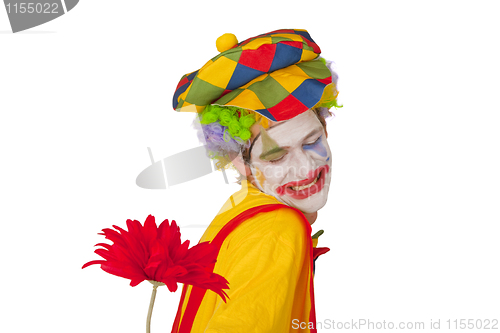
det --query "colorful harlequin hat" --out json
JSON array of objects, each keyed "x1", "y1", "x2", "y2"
[{"x1": 172, "y1": 29, "x2": 339, "y2": 122}]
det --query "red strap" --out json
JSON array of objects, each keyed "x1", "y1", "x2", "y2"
[
  {"x1": 171, "y1": 284, "x2": 187, "y2": 332},
  {"x1": 171, "y1": 204, "x2": 316, "y2": 333}
]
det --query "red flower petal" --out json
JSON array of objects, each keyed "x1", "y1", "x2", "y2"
[
  {"x1": 143, "y1": 215, "x2": 158, "y2": 248},
  {"x1": 313, "y1": 247, "x2": 330, "y2": 261},
  {"x1": 83, "y1": 215, "x2": 230, "y2": 299},
  {"x1": 81, "y1": 260, "x2": 105, "y2": 269}
]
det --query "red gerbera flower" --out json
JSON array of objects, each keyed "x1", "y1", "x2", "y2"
[{"x1": 82, "y1": 215, "x2": 229, "y2": 301}]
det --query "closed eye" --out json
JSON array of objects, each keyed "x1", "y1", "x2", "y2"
[
  {"x1": 260, "y1": 147, "x2": 288, "y2": 163},
  {"x1": 266, "y1": 150, "x2": 288, "y2": 163},
  {"x1": 303, "y1": 135, "x2": 321, "y2": 147},
  {"x1": 268, "y1": 153, "x2": 287, "y2": 163}
]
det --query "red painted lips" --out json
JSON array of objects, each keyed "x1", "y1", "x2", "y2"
[{"x1": 276, "y1": 165, "x2": 330, "y2": 199}]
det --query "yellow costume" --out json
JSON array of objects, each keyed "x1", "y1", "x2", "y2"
[{"x1": 171, "y1": 180, "x2": 321, "y2": 333}]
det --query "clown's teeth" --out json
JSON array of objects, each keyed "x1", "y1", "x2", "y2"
[{"x1": 291, "y1": 176, "x2": 318, "y2": 191}]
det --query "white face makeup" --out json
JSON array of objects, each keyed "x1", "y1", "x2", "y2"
[{"x1": 248, "y1": 110, "x2": 332, "y2": 214}]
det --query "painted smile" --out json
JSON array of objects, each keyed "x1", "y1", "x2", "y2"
[{"x1": 276, "y1": 165, "x2": 330, "y2": 199}]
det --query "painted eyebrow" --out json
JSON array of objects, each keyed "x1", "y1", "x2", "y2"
[
  {"x1": 248, "y1": 121, "x2": 287, "y2": 157},
  {"x1": 259, "y1": 146, "x2": 288, "y2": 160}
]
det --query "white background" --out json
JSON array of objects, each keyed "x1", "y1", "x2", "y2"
[{"x1": 1, "y1": 1, "x2": 499, "y2": 332}]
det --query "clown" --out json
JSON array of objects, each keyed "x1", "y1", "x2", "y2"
[{"x1": 171, "y1": 29, "x2": 341, "y2": 333}]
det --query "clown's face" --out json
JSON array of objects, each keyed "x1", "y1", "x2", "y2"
[{"x1": 248, "y1": 110, "x2": 332, "y2": 214}]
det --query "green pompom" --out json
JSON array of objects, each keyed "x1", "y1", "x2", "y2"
[
  {"x1": 238, "y1": 129, "x2": 251, "y2": 141},
  {"x1": 208, "y1": 105, "x2": 220, "y2": 114},
  {"x1": 202, "y1": 105, "x2": 256, "y2": 145},
  {"x1": 200, "y1": 111, "x2": 219, "y2": 124},
  {"x1": 228, "y1": 120, "x2": 242, "y2": 135},
  {"x1": 219, "y1": 110, "x2": 234, "y2": 126},
  {"x1": 239, "y1": 114, "x2": 256, "y2": 128},
  {"x1": 332, "y1": 99, "x2": 343, "y2": 108}
]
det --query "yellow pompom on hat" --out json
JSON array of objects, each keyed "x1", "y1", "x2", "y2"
[{"x1": 216, "y1": 33, "x2": 239, "y2": 52}]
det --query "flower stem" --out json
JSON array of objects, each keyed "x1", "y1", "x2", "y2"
[{"x1": 146, "y1": 284, "x2": 158, "y2": 333}]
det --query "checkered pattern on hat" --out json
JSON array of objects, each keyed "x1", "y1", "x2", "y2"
[{"x1": 173, "y1": 29, "x2": 335, "y2": 121}]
